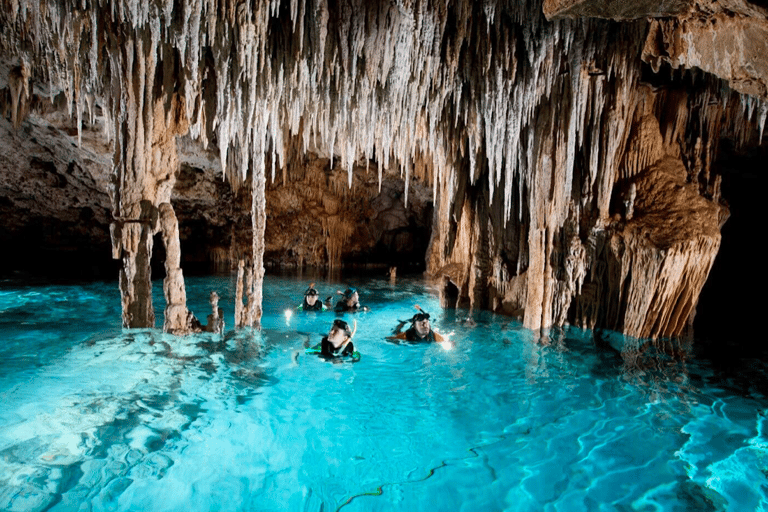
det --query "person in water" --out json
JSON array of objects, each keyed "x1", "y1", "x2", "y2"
[
  {"x1": 305, "y1": 319, "x2": 360, "y2": 361},
  {"x1": 388, "y1": 307, "x2": 445, "y2": 343},
  {"x1": 321, "y1": 319, "x2": 357, "y2": 358},
  {"x1": 298, "y1": 283, "x2": 326, "y2": 311},
  {"x1": 334, "y1": 287, "x2": 369, "y2": 313}
]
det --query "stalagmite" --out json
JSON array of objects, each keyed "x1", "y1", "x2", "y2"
[
  {"x1": 205, "y1": 292, "x2": 225, "y2": 334},
  {"x1": 7, "y1": 60, "x2": 30, "y2": 129},
  {"x1": 235, "y1": 259, "x2": 246, "y2": 328},
  {"x1": 159, "y1": 202, "x2": 193, "y2": 334}
]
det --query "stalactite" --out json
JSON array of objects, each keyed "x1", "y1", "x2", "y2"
[{"x1": 323, "y1": 215, "x2": 355, "y2": 269}]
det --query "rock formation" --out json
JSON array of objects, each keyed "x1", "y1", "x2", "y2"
[{"x1": 1, "y1": 0, "x2": 766, "y2": 337}]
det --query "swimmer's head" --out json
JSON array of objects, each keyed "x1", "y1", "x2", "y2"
[
  {"x1": 329, "y1": 319, "x2": 352, "y2": 343},
  {"x1": 342, "y1": 287, "x2": 359, "y2": 304},
  {"x1": 304, "y1": 283, "x2": 319, "y2": 305},
  {"x1": 410, "y1": 308, "x2": 431, "y2": 337}
]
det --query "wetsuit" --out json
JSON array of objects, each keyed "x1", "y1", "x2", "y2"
[
  {"x1": 299, "y1": 298, "x2": 324, "y2": 311},
  {"x1": 320, "y1": 336, "x2": 356, "y2": 358},
  {"x1": 334, "y1": 301, "x2": 361, "y2": 313},
  {"x1": 392, "y1": 327, "x2": 445, "y2": 343}
]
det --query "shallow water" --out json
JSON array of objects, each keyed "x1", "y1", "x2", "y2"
[{"x1": 0, "y1": 273, "x2": 766, "y2": 511}]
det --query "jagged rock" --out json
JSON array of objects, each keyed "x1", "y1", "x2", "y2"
[
  {"x1": 544, "y1": 0, "x2": 692, "y2": 20},
  {"x1": 643, "y1": 9, "x2": 768, "y2": 100},
  {"x1": 547, "y1": 0, "x2": 768, "y2": 100},
  {"x1": 572, "y1": 155, "x2": 725, "y2": 338}
]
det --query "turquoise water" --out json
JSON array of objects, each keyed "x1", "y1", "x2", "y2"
[{"x1": 0, "y1": 273, "x2": 766, "y2": 511}]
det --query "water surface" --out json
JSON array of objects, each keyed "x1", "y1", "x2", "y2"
[{"x1": 0, "y1": 273, "x2": 766, "y2": 511}]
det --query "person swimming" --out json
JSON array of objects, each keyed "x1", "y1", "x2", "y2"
[
  {"x1": 305, "y1": 319, "x2": 360, "y2": 361},
  {"x1": 333, "y1": 287, "x2": 369, "y2": 313},
  {"x1": 388, "y1": 306, "x2": 445, "y2": 343},
  {"x1": 321, "y1": 319, "x2": 357, "y2": 358},
  {"x1": 298, "y1": 283, "x2": 326, "y2": 311}
]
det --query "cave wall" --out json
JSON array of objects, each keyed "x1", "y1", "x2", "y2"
[
  {"x1": 422, "y1": 5, "x2": 765, "y2": 337},
  {"x1": 425, "y1": 66, "x2": 748, "y2": 337},
  {"x1": 1, "y1": 0, "x2": 766, "y2": 336},
  {"x1": 264, "y1": 153, "x2": 433, "y2": 270},
  {"x1": 0, "y1": 87, "x2": 114, "y2": 277},
  {"x1": 171, "y1": 145, "x2": 434, "y2": 271}
]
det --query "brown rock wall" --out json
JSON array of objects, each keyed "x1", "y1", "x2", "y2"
[
  {"x1": 264, "y1": 153, "x2": 433, "y2": 269},
  {"x1": 427, "y1": 74, "x2": 740, "y2": 338},
  {"x1": 643, "y1": 12, "x2": 768, "y2": 100}
]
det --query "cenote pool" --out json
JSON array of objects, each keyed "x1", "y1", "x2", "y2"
[{"x1": 1, "y1": 273, "x2": 766, "y2": 511}]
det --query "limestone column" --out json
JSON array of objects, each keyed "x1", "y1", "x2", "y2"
[
  {"x1": 115, "y1": 210, "x2": 156, "y2": 329},
  {"x1": 249, "y1": 157, "x2": 268, "y2": 327},
  {"x1": 108, "y1": 30, "x2": 191, "y2": 330},
  {"x1": 159, "y1": 202, "x2": 190, "y2": 333}
]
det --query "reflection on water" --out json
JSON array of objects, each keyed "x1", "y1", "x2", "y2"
[{"x1": 0, "y1": 274, "x2": 766, "y2": 511}]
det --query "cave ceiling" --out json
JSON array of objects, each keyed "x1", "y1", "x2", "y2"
[{"x1": 0, "y1": 0, "x2": 766, "y2": 336}]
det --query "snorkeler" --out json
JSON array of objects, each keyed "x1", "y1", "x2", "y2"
[
  {"x1": 333, "y1": 287, "x2": 370, "y2": 313},
  {"x1": 388, "y1": 306, "x2": 445, "y2": 343},
  {"x1": 306, "y1": 319, "x2": 360, "y2": 361},
  {"x1": 298, "y1": 283, "x2": 327, "y2": 311}
]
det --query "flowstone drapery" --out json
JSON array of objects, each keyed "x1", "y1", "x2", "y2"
[{"x1": 1, "y1": 0, "x2": 766, "y2": 337}]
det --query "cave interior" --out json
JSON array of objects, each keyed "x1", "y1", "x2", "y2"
[{"x1": 0, "y1": 0, "x2": 766, "y2": 340}]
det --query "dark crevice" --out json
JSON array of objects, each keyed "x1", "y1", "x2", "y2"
[{"x1": 695, "y1": 139, "x2": 765, "y2": 350}]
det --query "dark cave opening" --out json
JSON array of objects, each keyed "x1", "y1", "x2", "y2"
[
  {"x1": 694, "y1": 139, "x2": 766, "y2": 350},
  {"x1": 342, "y1": 216, "x2": 433, "y2": 272},
  {"x1": 0, "y1": 218, "x2": 119, "y2": 281},
  {"x1": 441, "y1": 278, "x2": 460, "y2": 309},
  {"x1": 151, "y1": 232, "x2": 167, "y2": 281}
]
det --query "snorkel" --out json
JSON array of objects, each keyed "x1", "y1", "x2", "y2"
[
  {"x1": 412, "y1": 304, "x2": 429, "y2": 320},
  {"x1": 346, "y1": 319, "x2": 360, "y2": 359},
  {"x1": 343, "y1": 319, "x2": 358, "y2": 347}
]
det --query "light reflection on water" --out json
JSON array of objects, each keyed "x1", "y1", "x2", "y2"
[{"x1": 0, "y1": 273, "x2": 766, "y2": 511}]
